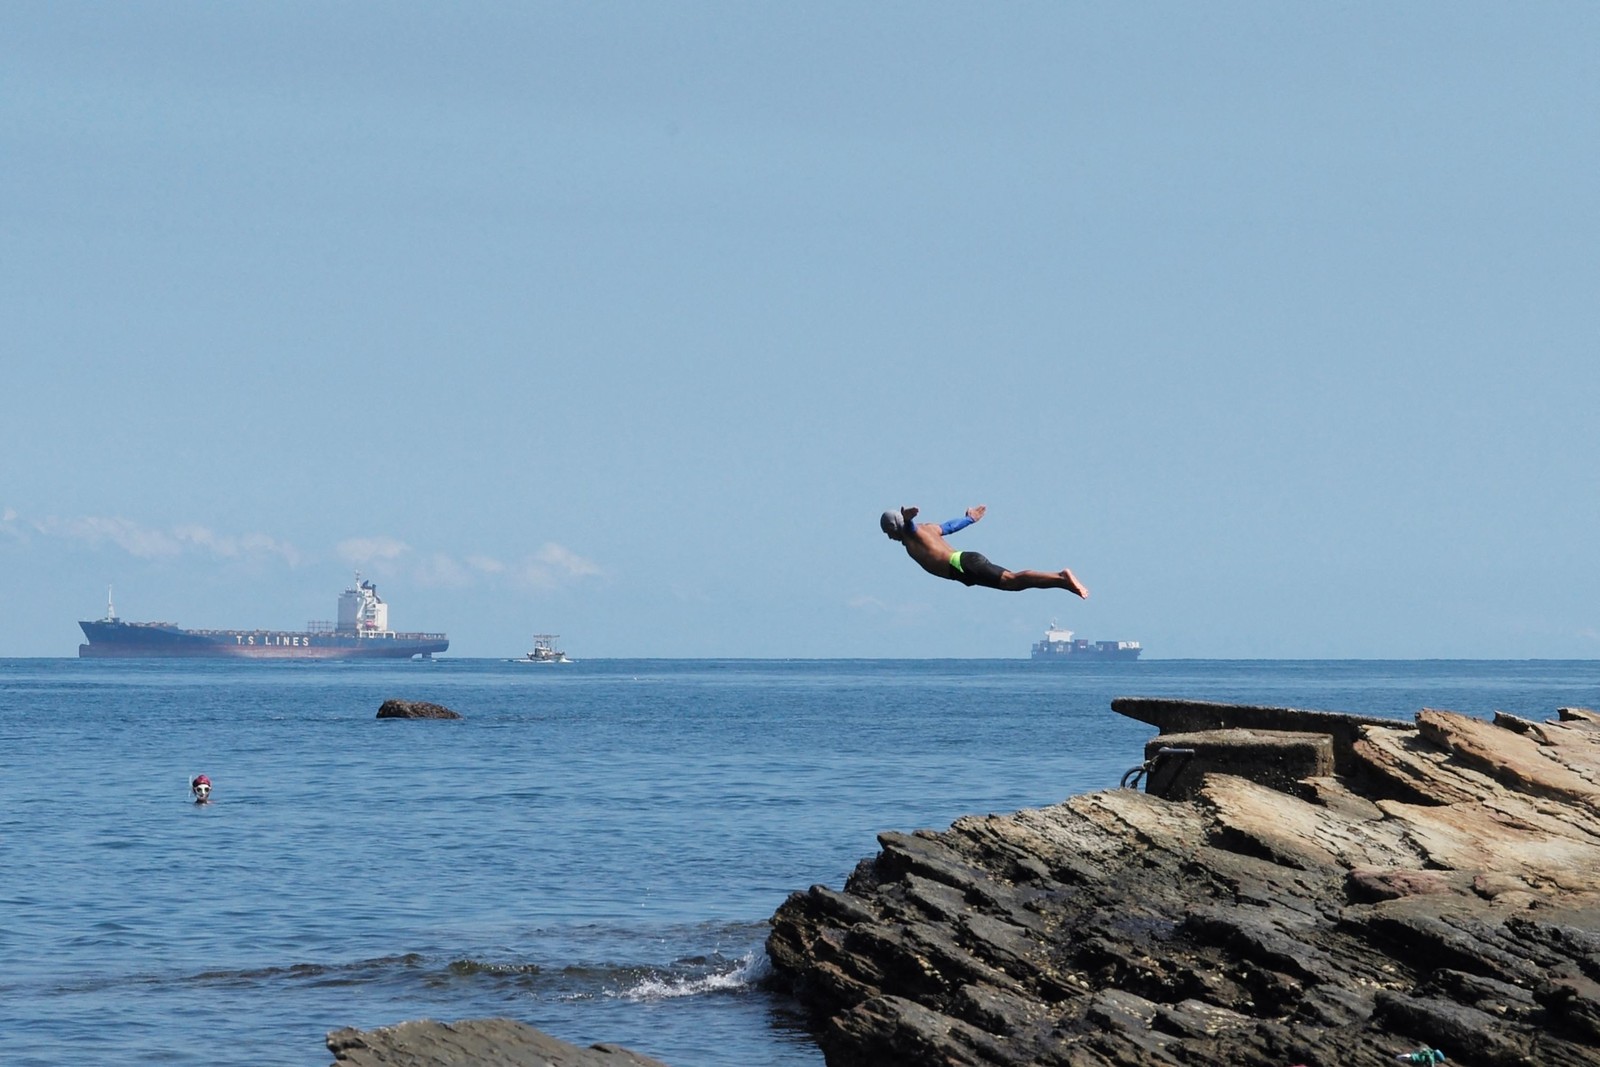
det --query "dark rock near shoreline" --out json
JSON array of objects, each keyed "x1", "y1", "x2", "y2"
[
  {"x1": 377, "y1": 699, "x2": 462, "y2": 720},
  {"x1": 767, "y1": 697, "x2": 1600, "y2": 1066},
  {"x1": 326, "y1": 1018, "x2": 670, "y2": 1066}
]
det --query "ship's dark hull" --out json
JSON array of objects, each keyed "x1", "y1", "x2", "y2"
[{"x1": 78, "y1": 620, "x2": 448, "y2": 659}]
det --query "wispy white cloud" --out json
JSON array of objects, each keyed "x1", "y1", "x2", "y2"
[
  {"x1": 39, "y1": 515, "x2": 184, "y2": 557},
  {"x1": 512, "y1": 543, "x2": 606, "y2": 590},
  {"x1": 172, "y1": 524, "x2": 302, "y2": 566},
  {"x1": 848, "y1": 593, "x2": 934, "y2": 627},
  {"x1": 336, "y1": 536, "x2": 411, "y2": 565},
  {"x1": 414, "y1": 552, "x2": 472, "y2": 588},
  {"x1": 338, "y1": 535, "x2": 604, "y2": 591},
  {"x1": 5, "y1": 508, "x2": 605, "y2": 593},
  {"x1": 16, "y1": 512, "x2": 302, "y2": 565},
  {"x1": 534, "y1": 543, "x2": 604, "y2": 579}
]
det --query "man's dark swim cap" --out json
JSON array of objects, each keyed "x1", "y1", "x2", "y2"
[{"x1": 880, "y1": 510, "x2": 905, "y2": 537}]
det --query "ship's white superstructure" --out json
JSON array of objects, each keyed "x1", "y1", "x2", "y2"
[{"x1": 338, "y1": 576, "x2": 390, "y2": 633}]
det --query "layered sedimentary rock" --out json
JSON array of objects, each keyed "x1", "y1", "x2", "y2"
[
  {"x1": 326, "y1": 1018, "x2": 669, "y2": 1067},
  {"x1": 766, "y1": 698, "x2": 1600, "y2": 1067}
]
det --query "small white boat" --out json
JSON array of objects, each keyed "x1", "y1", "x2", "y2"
[{"x1": 516, "y1": 634, "x2": 571, "y2": 663}]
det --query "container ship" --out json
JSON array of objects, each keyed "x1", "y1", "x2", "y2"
[
  {"x1": 78, "y1": 576, "x2": 448, "y2": 659},
  {"x1": 1030, "y1": 621, "x2": 1142, "y2": 661}
]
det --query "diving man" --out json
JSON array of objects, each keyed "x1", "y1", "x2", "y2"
[{"x1": 880, "y1": 505, "x2": 1089, "y2": 596}]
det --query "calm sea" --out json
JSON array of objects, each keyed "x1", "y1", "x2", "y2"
[{"x1": 2, "y1": 657, "x2": 1597, "y2": 1066}]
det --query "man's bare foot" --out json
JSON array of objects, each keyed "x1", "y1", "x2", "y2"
[{"x1": 1060, "y1": 569, "x2": 1089, "y2": 598}]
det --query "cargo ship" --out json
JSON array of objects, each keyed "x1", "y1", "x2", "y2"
[
  {"x1": 78, "y1": 576, "x2": 448, "y2": 659},
  {"x1": 1030, "y1": 621, "x2": 1142, "y2": 661}
]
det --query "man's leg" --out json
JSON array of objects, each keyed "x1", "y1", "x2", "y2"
[{"x1": 998, "y1": 568, "x2": 1089, "y2": 598}]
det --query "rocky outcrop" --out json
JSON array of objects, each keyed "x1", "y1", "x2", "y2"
[
  {"x1": 326, "y1": 1018, "x2": 669, "y2": 1066},
  {"x1": 377, "y1": 699, "x2": 463, "y2": 720},
  {"x1": 766, "y1": 698, "x2": 1600, "y2": 1067}
]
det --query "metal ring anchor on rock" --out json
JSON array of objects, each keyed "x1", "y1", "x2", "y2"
[{"x1": 1119, "y1": 746, "x2": 1195, "y2": 790}]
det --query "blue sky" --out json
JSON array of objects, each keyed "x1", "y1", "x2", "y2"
[{"x1": 3, "y1": 4, "x2": 1596, "y2": 658}]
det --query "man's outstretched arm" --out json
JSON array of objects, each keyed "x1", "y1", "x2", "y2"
[{"x1": 939, "y1": 505, "x2": 987, "y2": 536}]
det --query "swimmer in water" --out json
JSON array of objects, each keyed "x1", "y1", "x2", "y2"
[
  {"x1": 191, "y1": 774, "x2": 212, "y2": 804},
  {"x1": 880, "y1": 505, "x2": 1089, "y2": 597}
]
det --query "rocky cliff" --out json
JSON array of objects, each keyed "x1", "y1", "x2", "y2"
[{"x1": 766, "y1": 698, "x2": 1600, "y2": 1066}]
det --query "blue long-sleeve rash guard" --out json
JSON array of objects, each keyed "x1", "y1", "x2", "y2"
[{"x1": 938, "y1": 515, "x2": 975, "y2": 536}]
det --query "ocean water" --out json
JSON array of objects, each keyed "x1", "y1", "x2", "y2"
[{"x1": 2, "y1": 657, "x2": 1597, "y2": 1066}]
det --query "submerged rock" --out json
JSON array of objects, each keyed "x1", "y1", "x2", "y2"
[
  {"x1": 326, "y1": 1018, "x2": 670, "y2": 1066},
  {"x1": 376, "y1": 699, "x2": 462, "y2": 720},
  {"x1": 766, "y1": 698, "x2": 1600, "y2": 1067}
]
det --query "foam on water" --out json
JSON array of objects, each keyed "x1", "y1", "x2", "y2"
[{"x1": 612, "y1": 951, "x2": 765, "y2": 1001}]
